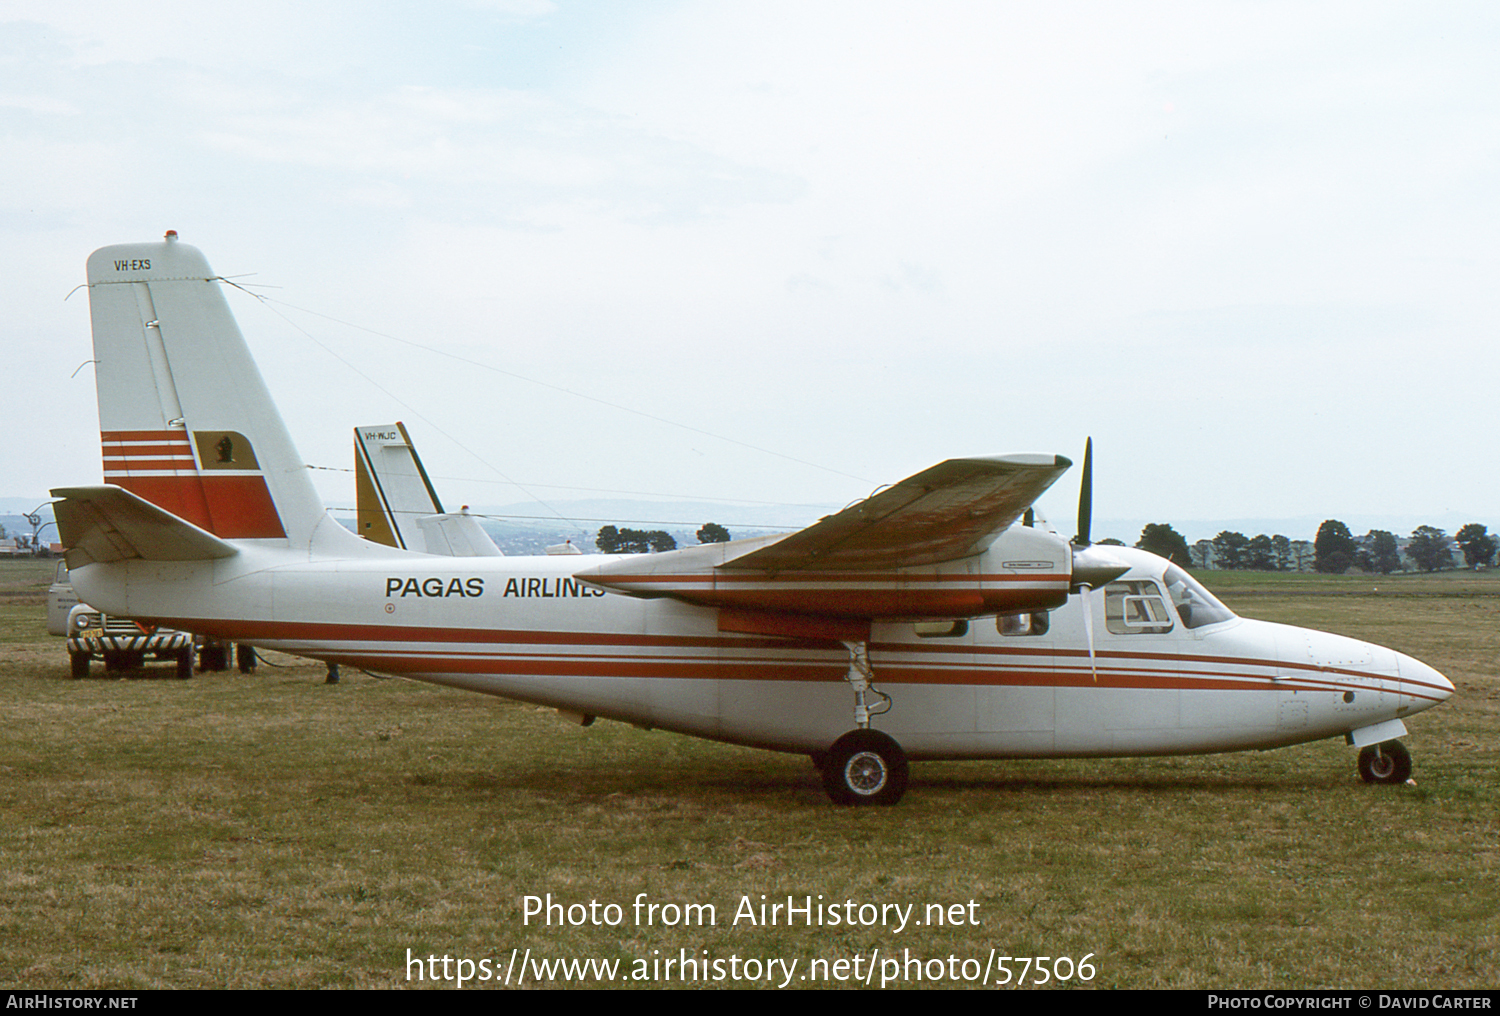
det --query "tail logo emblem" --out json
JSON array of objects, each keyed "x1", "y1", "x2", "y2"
[{"x1": 193, "y1": 431, "x2": 261, "y2": 471}]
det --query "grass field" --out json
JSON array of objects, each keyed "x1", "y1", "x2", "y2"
[{"x1": 1, "y1": 558, "x2": 1496, "y2": 989}]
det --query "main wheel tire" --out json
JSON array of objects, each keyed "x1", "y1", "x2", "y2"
[
  {"x1": 175, "y1": 648, "x2": 194, "y2": 680},
  {"x1": 820, "y1": 730, "x2": 909, "y2": 806},
  {"x1": 199, "y1": 644, "x2": 228, "y2": 672},
  {"x1": 1358, "y1": 740, "x2": 1412, "y2": 785},
  {"x1": 236, "y1": 645, "x2": 257, "y2": 673},
  {"x1": 70, "y1": 651, "x2": 90, "y2": 679}
]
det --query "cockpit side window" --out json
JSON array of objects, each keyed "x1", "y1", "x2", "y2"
[
  {"x1": 1162, "y1": 564, "x2": 1236, "y2": 629},
  {"x1": 1104, "y1": 580, "x2": 1174, "y2": 634}
]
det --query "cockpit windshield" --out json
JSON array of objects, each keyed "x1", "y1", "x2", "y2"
[{"x1": 1162, "y1": 564, "x2": 1236, "y2": 629}]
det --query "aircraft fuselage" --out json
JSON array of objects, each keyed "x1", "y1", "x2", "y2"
[{"x1": 69, "y1": 543, "x2": 1451, "y2": 760}]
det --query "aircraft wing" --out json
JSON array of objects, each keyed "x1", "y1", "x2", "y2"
[
  {"x1": 723, "y1": 453, "x2": 1072, "y2": 571},
  {"x1": 50, "y1": 485, "x2": 240, "y2": 567},
  {"x1": 580, "y1": 453, "x2": 1076, "y2": 628}
]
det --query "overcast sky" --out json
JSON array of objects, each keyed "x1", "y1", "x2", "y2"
[{"x1": 5, "y1": 1, "x2": 1497, "y2": 541}]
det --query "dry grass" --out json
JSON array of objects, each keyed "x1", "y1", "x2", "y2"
[
  {"x1": 1, "y1": 570, "x2": 1496, "y2": 989},
  {"x1": 0, "y1": 557, "x2": 54, "y2": 607}
]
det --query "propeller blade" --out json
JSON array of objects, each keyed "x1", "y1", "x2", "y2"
[
  {"x1": 1080, "y1": 584, "x2": 1097, "y2": 683},
  {"x1": 1075, "y1": 437, "x2": 1093, "y2": 547},
  {"x1": 1071, "y1": 439, "x2": 1102, "y2": 681},
  {"x1": 1068, "y1": 438, "x2": 1127, "y2": 590}
]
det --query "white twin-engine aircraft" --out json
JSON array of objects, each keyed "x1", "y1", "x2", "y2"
[{"x1": 53, "y1": 236, "x2": 1453, "y2": 805}]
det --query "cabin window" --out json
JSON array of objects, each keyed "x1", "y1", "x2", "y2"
[
  {"x1": 1104, "y1": 580, "x2": 1173, "y2": 634},
  {"x1": 998, "y1": 612, "x2": 1050, "y2": 636},
  {"x1": 914, "y1": 619, "x2": 969, "y2": 638}
]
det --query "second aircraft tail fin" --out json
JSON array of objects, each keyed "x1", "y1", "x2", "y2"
[{"x1": 354, "y1": 422, "x2": 502, "y2": 556}]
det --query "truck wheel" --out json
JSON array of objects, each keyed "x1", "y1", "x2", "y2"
[
  {"x1": 70, "y1": 652, "x2": 90, "y2": 679},
  {"x1": 175, "y1": 648, "x2": 194, "y2": 680}
]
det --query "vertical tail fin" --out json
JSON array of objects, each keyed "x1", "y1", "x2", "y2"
[
  {"x1": 354, "y1": 422, "x2": 502, "y2": 557},
  {"x1": 85, "y1": 235, "x2": 327, "y2": 547},
  {"x1": 353, "y1": 422, "x2": 443, "y2": 549}
]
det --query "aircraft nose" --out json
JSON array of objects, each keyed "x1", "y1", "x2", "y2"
[{"x1": 1398, "y1": 653, "x2": 1454, "y2": 708}]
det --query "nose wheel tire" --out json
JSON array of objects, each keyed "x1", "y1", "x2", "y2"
[
  {"x1": 1358, "y1": 740, "x2": 1412, "y2": 784},
  {"x1": 819, "y1": 730, "x2": 909, "y2": 806}
]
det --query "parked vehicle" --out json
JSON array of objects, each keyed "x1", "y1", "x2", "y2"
[
  {"x1": 54, "y1": 562, "x2": 244, "y2": 677},
  {"x1": 45, "y1": 560, "x2": 79, "y2": 636},
  {"x1": 67, "y1": 602, "x2": 195, "y2": 679}
]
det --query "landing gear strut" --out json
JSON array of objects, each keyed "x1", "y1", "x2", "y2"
[
  {"x1": 1358, "y1": 740, "x2": 1412, "y2": 785},
  {"x1": 839, "y1": 639, "x2": 891, "y2": 729}
]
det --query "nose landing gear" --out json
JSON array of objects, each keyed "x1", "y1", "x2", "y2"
[{"x1": 1357, "y1": 740, "x2": 1412, "y2": 784}]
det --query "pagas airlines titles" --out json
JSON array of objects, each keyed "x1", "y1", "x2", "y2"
[{"x1": 384, "y1": 577, "x2": 606, "y2": 599}]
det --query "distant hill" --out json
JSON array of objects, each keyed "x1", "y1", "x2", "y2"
[
  {"x1": 8, "y1": 497, "x2": 1491, "y2": 557},
  {"x1": 2, "y1": 497, "x2": 819, "y2": 557},
  {"x1": 329, "y1": 497, "x2": 828, "y2": 555},
  {"x1": 470, "y1": 497, "x2": 836, "y2": 531},
  {"x1": 0, "y1": 499, "x2": 57, "y2": 518}
]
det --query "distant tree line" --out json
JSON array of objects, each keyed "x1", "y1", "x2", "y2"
[
  {"x1": 592, "y1": 516, "x2": 1495, "y2": 571},
  {"x1": 595, "y1": 526, "x2": 677, "y2": 554},
  {"x1": 1120, "y1": 521, "x2": 1497, "y2": 574},
  {"x1": 595, "y1": 522, "x2": 733, "y2": 554}
]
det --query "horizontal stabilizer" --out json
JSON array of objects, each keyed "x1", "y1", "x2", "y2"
[
  {"x1": 725, "y1": 453, "x2": 1071, "y2": 571},
  {"x1": 50, "y1": 485, "x2": 240, "y2": 567},
  {"x1": 415, "y1": 512, "x2": 504, "y2": 557}
]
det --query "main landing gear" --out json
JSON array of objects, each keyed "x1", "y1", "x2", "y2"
[
  {"x1": 814, "y1": 639, "x2": 909, "y2": 806},
  {"x1": 1358, "y1": 740, "x2": 1413, "y2": 785},
  {"x1": 818, "y1": 729, "x2": 909, "y2": 806}
]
